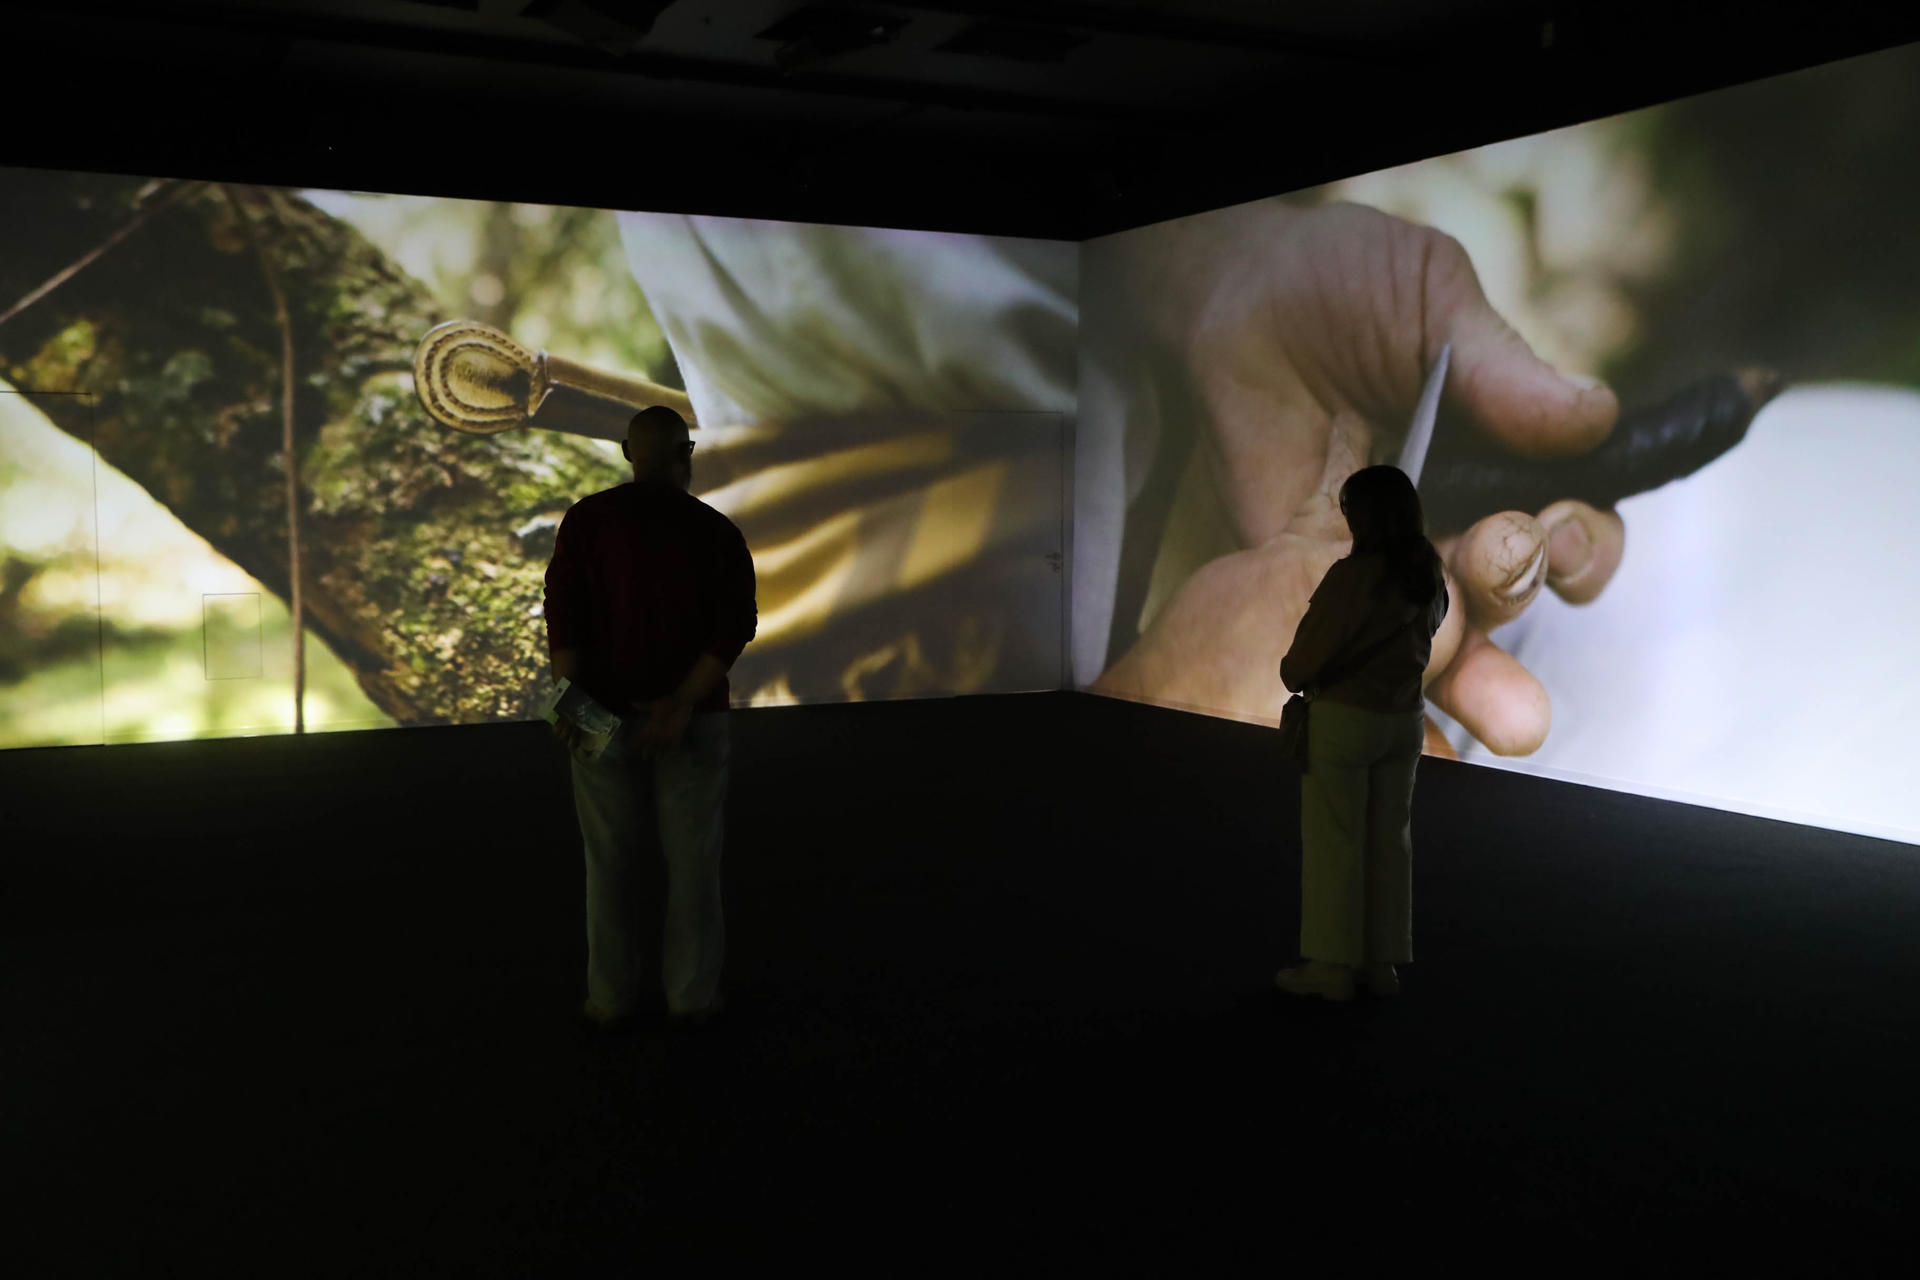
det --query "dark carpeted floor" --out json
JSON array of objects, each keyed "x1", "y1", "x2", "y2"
[{"x1": 5, "y1": 692, "x2": 1917, "y2": 1272}]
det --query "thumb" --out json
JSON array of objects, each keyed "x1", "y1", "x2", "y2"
[{"x1": 1432, "y1": 246, "x2": 1618, "y2": 460}]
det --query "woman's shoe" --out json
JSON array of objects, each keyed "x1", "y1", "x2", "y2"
[
  {"x1": 580, "y1": 998, "x2": 640, "y2": 1033},
  {"x1": 1274, "y1": 962, "x2": 1355, "y2": 1002},
  {"x1": 1360, "y1": 964, "x2": 1400, "y2": 997}
]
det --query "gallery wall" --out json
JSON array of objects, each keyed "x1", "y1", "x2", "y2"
[{"x1": 8, "y1": 39, "x2": 1920, "y2": 848}]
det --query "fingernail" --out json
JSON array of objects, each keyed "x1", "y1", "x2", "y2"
[
  {"x1": 1547, "y1": 517, "x2": 1593, "y2": 578},
  {"x1": 1566, "y1": 371, "x2": 1605, "y2": 392},
  {"x1": 1499, "y1": 545, "x2": 1547, "y2": 601}
]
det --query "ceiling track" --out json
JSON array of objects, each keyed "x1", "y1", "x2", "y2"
[
  {"x1": 874, "y1": 0, "x2": 1419, "y2": 67},
  {"x1": 3, "y1": 1, "x2": 1247, "y2": 129}
]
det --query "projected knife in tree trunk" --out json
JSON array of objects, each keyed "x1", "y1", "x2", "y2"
[{"x1": 411, "y1": 318, "x2": 694, "y2": 440}]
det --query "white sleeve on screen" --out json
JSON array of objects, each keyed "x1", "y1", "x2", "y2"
[
  {"x1": 1070, "y1": 350, "x2": 1126, "y2": 686},
  {"x1": 615, "y1": 212, "x2": 1076, "y2": 427},
  {"x1": 1068, "y1": 234, "x2": 1165, "y2": 687},
  {"x1": 1433, "y1": 385, "x2": 1920, "y2": 844}
]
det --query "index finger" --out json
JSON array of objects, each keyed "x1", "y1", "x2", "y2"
[
  {"x1": 1423, "y1": 231, "x2": 1618, "y2": 461},
  {"x1": 1444, "y1": 347, "x2": 1618, "y2": 461}
]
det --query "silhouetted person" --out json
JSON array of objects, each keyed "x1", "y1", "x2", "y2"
[
  {"x1": 543, "y1": 405, "x2": 757, "y2": 1030},
  {"x1": 1275, "y1": 465, "x2": 1450, "y2": 1002}
]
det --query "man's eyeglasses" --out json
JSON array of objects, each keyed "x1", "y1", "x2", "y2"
[{"x1": 676, "y1": 441, "x2": 696, "y2": 456}]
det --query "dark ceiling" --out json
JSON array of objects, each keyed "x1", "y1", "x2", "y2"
[{"x1": 3, "y1": 0, "x2": 1917, "y2": 239}]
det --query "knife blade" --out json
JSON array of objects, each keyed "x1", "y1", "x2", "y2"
[{"x1": 1396, "y1": 342, "x2": 1450, "y2": 487}]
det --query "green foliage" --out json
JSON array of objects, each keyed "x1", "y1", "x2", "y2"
[
  {"x1": 1608, "y1": 43, "x2": 1920, "y2": 394},
  {"x1": 320, "y1": 193, "x2": 682, "y2": 389}
]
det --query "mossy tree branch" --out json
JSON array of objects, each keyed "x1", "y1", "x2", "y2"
[{"x1": 0, "y1": 173, "x2": 624, "y2": 725}]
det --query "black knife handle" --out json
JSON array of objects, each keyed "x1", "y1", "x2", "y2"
[{"x1": 1418, "y1": 369, "x2": 1782, "y2": 537}]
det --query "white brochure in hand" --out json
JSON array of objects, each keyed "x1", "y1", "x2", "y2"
[{"x1": 539, "y1": 677, "x2": 623, "y2": 759}]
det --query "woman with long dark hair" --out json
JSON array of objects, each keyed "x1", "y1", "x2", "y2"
[{"x1": 1275, "y1": 465, "x2": 1450, "y2": 1002}]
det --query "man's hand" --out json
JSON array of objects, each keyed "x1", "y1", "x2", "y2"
[
  {"x1": 551, "y1": 716, "x2": 584, "y2": 752},
  {"x1": 1091, "y1": 200, "x2": 1627, "y2": 757},
  {"x1": 628, "y1": 697, "x2": 693, "y2": 758}
]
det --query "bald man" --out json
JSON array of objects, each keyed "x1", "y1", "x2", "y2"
[{"x1": 544, "y1": 406, "x2": 758, "y2": 1032}]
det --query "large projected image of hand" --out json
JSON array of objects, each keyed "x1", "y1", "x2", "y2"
[{"x1": 1091, "y1": 200, "x2": 1626, "y2": 756}]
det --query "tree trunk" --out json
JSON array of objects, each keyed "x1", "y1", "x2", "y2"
[{"x1": 0, "y1": 172, "x2": 625, "y2": 726}]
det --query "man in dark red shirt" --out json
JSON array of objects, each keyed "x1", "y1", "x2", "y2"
[{"x1": 544, "y1": 405, "x2": 757, "y2": 1031}]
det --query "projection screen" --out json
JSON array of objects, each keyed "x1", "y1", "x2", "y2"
[
  {"x1": 1073, "y1": 39, "x2": 1920, "y2": 845},
  {"x1": 0, "y1": 175, "x2": 1075, "y2": 748}
]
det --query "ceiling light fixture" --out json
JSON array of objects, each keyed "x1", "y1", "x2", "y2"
[
  {"x1": 520, "y1": 0, "x2": 677, "y2": 57},
  {"x1": 756, "y1": 6, "x2": 910, "y2": 74}
]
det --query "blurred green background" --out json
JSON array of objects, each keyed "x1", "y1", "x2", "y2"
[{"x1": 1310, "y1": 39, "x2": 1920, "y2": 399}]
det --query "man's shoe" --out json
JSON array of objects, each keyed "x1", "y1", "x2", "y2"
[
  {"x1": 1360, "y1": 964, "x2": 1401, "y2": 997},
  {"x1": 1274, "y1": 962, "x2": 1356, "y2": 1003},
  {"x1": 579, "y1": 998, "x2": 644, "y2": 1034},
  {"x1": 667, "y1": 992, "x2": 726, "y2": 1030}
]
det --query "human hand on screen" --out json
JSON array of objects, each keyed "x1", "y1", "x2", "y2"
[{"x1": 1090, "y1": 200, "x2": 1627, "y2": 756}]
